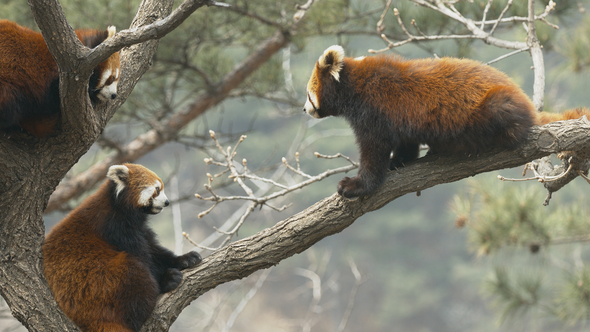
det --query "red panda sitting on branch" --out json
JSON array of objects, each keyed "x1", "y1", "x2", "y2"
[
  {"x1": 43, "y1": 164, "x2": 202, "y2": 332},
  {"x1": 303, "y1": 45, "x2": 590, "y2": 199},
  {"x1": 0, "y1": 20, "x2": 120, "y2": 138}
]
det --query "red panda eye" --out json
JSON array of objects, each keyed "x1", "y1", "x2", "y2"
[{"x1": 155, "y1": 187, "x2": 160, "y2": 195}]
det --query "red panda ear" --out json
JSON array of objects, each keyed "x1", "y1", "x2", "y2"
[
  {"x1": 107, "y1": 165, "x2": 129, "y2": 196},
  {"x1": 318, "y1": 45, "x2": 345, "y2": 82}
]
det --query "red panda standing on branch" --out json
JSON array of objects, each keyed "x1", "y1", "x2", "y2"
[
  {"x1": 303, "y1": 45, "x2": 590, "y2": 199},
  {"x1": 0, "y1": 20, "x2": 120, "y2": 138},
  {"x1": 43, "y1": 164, "x2": 202, "y2": 332}
]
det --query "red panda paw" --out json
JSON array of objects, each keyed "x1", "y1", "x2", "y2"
[
  {"x1": 337, "y1": 176, "x2": 365, "y2": 200},
  {"x1": 160, "y1": 268, "x2": 183, "y2": 293},
  {"x1": 177, "y1": 251, "x2": 202, "y2": 270}
]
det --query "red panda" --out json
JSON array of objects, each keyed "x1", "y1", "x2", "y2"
[
  {"x1": 42, "y1": 164, "x2": 201, "y2": 332},
  {"x1": 0, "y1": 20, "x2": 120, "y2": 138},
  {"x1": 304, "y1": 45, "x2": 590, "y2": 199}
]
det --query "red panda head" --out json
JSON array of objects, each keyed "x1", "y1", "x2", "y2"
[
  {"x1": 78, "y1": 26, "x2": 120, "y2": 102},
  {"x1": 303, "y1": 45, "x2": 345, "y2": 119},
  {"x1": 106, "y1": 163, "x2": 169, "y2": 214}
]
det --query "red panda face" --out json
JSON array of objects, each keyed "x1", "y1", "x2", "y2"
[
  {"x1": 94, "y1": 26, "x2": 120, "y2": 101},
  {"x1": 107, "y1": 163, "x2": 169, "y2": 214},
  {"x1": 94, "y1": 57, "x2": 120, "y2": 101},
  {"x1": 303, "y1": 45, "x2": 345, "y2": 119}
]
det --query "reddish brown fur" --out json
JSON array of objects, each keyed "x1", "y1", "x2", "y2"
[
  {"x1": 0, "y1": 20, "x2": 119, "y2": 138},
  {"x1": 535, "y1": 107, "x2": 590, "y2": 125},
  {"x1": 43, "y1": 180, "x2": 158, "y2": 332},
  {"x1": 343, "y1": 56, "x2": 537, "y2": 141},
  {"x1": 305, "y1": 47, "x2": 590, "y2": 198}
]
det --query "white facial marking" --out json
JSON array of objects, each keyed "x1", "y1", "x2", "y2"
[
  {"x1": 304, "y1": 90, "x2": 320, "y2": 118},
  {"x1": 98, "y1": 68, "x2": 112, "y2": 89},
  {"x1": 151, "y1": 190, "x2": 169, "y2": 213},
  {"x1": 138, "y1": 181, "x2": 168, "y2": 213},
  {"x1": 138, "y1": 182, "x2": 157, "y2": 207},
  {"x1": 115, "y1": 68, "x2": 120, "y2": 79},
  {"x1": 354, "y1": 56, "x2": 365, "y2": 61}
]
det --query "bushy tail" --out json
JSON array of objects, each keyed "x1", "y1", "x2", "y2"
[{"x1": 536, "y1": 107, "x2": 590, "y2": 125}]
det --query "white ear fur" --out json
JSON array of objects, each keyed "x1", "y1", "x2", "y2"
[
  {"x1": 318, "y1": 45, "x2": 345, "y2": 82},
  {"x1": 107, "y1": 26, "x2": 116, "y2": 39},
  {"x1": 107, "y1": 165, "x2": 128, "y2": 197}
]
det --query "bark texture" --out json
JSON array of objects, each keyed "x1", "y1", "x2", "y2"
[
  {"x1": 142, "y1": 118, "x2": 590, "y2": 331},
  {"x1": 1, "y1": 1, "x2": 589, "y2": 331}
]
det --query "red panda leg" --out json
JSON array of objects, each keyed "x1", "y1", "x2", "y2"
[
  {"x1": 338, "y1": 134, "x2": 394, "y2": 198},
  {"x1": 390, "y1": 142, "x2": 420, "y2": 169}
]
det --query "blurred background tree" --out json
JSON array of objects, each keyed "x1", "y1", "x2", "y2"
[{"x1": 1, "y1": 0, "x2": 590, "y2": 331}]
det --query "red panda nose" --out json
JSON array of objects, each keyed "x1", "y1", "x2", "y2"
[
  {"x1": 110, "y1": 93, "x2": 117, "y2": 100},
  {"x1": 164, "y1": 199, "x2": 169, "y2": 207}
]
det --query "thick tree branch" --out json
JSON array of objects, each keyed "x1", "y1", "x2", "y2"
[
  {"x1": 141, "y1": 118, "x2": 590, "y2": 331},
  {"x1": 87, "y1": 0, "x2": 229, "y2": 68}
]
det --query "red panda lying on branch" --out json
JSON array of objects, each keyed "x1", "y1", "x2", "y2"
[
  {"x1": 303, "y1": 45, "x2": 589, "y2": 199},
  {"x1": 0, "y1": 20, "x2": 120, "y2": 138}
]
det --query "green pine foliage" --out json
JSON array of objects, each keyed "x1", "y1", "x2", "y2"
[{"x1": 453, "y1": 176, "x2": 590, "y2": 326}]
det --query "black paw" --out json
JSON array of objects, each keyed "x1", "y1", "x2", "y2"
[
  {"x1": 177, "y1": 251, "x2": 202, "y2": 270},
  {"x1": 160, "y1": 268, "x2": 182, "y2": 293},
  {"x1": 337, "y1": 176, "x2": 365, "y2": 199}
]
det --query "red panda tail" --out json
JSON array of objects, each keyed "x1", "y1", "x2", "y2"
[{"x1": 536, "y1": 107, "x2": 590, "y2": 125}]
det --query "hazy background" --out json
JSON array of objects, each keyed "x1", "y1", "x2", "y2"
[{"x1": 2, "y1": 0, "x2": 590, "y2": 331}]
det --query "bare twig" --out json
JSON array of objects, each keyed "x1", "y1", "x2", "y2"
[
  {"x1": 194, "y1": 132, "x2": 358, "y2": 250},
  {"x1": 489, "y1": 0, "x2": 514, "y2": 36},
  {"x1": 497, "y1": 163, "x2": 573, "y2": 183},
  {"x1": 221, "y1": 268, "x2": 273, "y2": 332},
  {"x1": 480, "y1": 0, "x2": 494, "y2": 30},
  {"x1": 336, "y1": 258, "x2": 364, "y2": 332},
  {"x1": 376, "y1": 0, "x2": 393, "y2": 34}
]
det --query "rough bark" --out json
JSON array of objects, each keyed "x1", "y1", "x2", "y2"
[
  {"x1": 0, "y1": 0, "x2": 205, "y2": 330},
  {"x1": 141, "y1": 118, "x2": 590, "y2": 331},
  {"x1": 2, "y1": 1, "x2": 589, "y2": 331}
]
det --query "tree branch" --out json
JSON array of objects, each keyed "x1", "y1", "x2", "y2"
[
  {"x1": 142, "y1": 118, "x2": 590, "y2": 331},
  {"x1": 45, "y1": 0, "x2": 319, "y2": 212}
]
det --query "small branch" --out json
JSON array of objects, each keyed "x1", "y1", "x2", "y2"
[
  {"x1": 376, "y1": 0, "x2": 393, "y2": 34},
  {"x1": 183, "y1": 232, "x2": 218, "y2": 251},
  {"x1": 221, "y1": 268, "x2": 272, "y2": 332},
  {"x1": 196, "y1": 135, "x2": 357, "y2": 218},
  {"x1": 497, "y1": 162, "x2": 573, "y2": 183},
  {"x1": 489, "y1": 0, "x2": 514, "y2": 36},
  {"x1": 578, "y1": 170, "x2": 590, "y2": 185},
  {"x1": 336, "y1": 258, "x2": 364, "y2": 332},
  {"x1": 526, "y1": 0, "x2": 545, "y2": 111},
  {"x1": 486, "y1": 47, "x2": 530, "y2": 65},
  {"x1": 480, "y1": 0, "x2": 494, "y2": 30},
  {"x1": 224, "y1": 5, "x2": 286, "y2": 30},
  {"x1": 314, "y1": 152, "x2": 358, "y2": 166}
]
